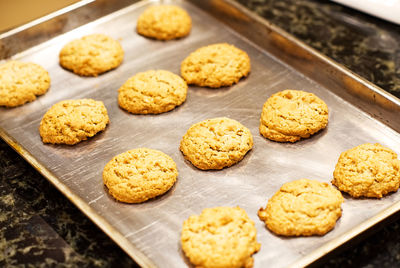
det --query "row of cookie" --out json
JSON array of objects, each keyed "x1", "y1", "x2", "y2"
[
  {"x1": 0, "y1": 34, "x2": 124, "y2": 107},
  {"x1": 61, "y1": 5, "x2": 194, "y2": 76},
  {"x1": 0, "y1": 5, "x2": 250, "y2": 108},
  {"x1": 37, "y1": 86, "x2": 328, "y2": 149},
  {"x1": 0, "y1": 39, "x2": 250, "y2": 111},
  {"x1": 103, "y1": 140, "x2": 400, "y2": 205},
  {"x1": 58, "y1": 5, "x2": 194, "y2": 76},
  {"x1": 0, "y1": 3, "x2": 247, "y2": 108}
]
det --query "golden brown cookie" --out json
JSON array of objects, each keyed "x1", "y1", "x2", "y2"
[
  {"x1": 332, "y1": 143, "x2": 400, "y2": 198},
  {"x1": 103, "y1": 148, "x2": 178, "y2": 203},
  {"x1": 59, "y1": 34, "x2": 124, "y2": 76},
  {"x1": 259, "y1": 89, "x2": 328, "y2": 142},
  {"x1": 0, "y1": 61, "x2": 50, "y2": 107},
  {"x1": 136, "y1": 5, "x2": 191, "y2": 40},
  {"x1": 181, "y1": 206, "x2": 260, "y2": 268},
  {"x1": 181, "y1": 43, "x2": 251, "y2": 88},
  {"x1": 258, "y1": 179, "x2": 343, "y2": 236},
  {"x1": 180, "y1": 117, "x2": 253, "y2": 170},
  {"x1": 118, "y1": 70, "x2": 187, "y2": 114},
  {"x1": 39, "y1": 99, "x2": 109, "y2": 145}
]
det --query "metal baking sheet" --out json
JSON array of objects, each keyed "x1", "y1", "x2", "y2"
[{"x1": 1, "y1": 0, "x2": 400, "y2": 267}]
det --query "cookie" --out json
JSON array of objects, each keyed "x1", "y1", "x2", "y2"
[
  {"x1": 332, "y1": 143, "x2": 400, "y2": 198},
  {"x1": 181, "y1": 43, "x2": 251, "y2": 88},
  {"x1": 118, "y1": 70, "x2": 187, "y2": 114},
  {"x1": 258, "y1": 179, "x2": 343, "y2": 236},
  {"x1": 181, "y1": 206, "x2": 260, "y2": 268},
  {"x1": 103, "y1": 148, "x2": 178, "y2": 203},
  {"x1": 59, "y1": 34, "x2": 124, "y2": 76},
  {"x1": 136, "y1": 5, "x2": 191, "y2": 40},
  {"x1": 180, "y1": 117, "x2": 253, "y2": 170},
  {"x1": 0, "y1": 61, "x2": 50, "y2": 107},
  {"x1": 259, "y1": 89, "x2": 328, "y2": 142},
  {"x1": 39, "y1": 99, "x2": 109, "y2": 145}
]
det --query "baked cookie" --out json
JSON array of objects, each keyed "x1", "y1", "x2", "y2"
[
  {"x1": 181, "y1": 206, "x2": 260, "y2": 268},
  {"x1": 118, "y1": 70, "x2": 187, "y2": 114},
  {"x1": 136, "y1": 5, "x2": 191, "y2": 40},
  {"x1": 59, "y1": 34, "x2": 124, "y2": 76},
  {"x1": 180, "y1": 117, "x2": 253, "y2": 170},
  {"x1": 0, "y1": 61, "x2": 50, "y2": 107},
  {"x1": 181, "y1": 43, "x2": 251, "y2": 88},
  {"x1": 39, "y1": 99, "x2": 109, "y2": 145},
  {"x1": 258, "y1": 179, "x2": 343, "y2": 236},
  {"x1": 103, "y1": 148, "x2": 178, "y2": 203},
  {"x1": 259, "y1": 89, "x2": 328, "y2": 142},
  {"x1": 332, "y1": 143, "x2": 400, "y2": 198}
]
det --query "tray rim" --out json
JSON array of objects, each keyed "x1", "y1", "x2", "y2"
[{"x1": 1, "y1": 0, "x2": 400, "y2": 267}]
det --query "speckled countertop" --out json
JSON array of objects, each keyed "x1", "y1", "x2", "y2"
[{"x1": 1, "y1": 0, "x2": 400, "y2": 267}]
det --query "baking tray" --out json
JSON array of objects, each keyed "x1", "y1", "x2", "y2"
[{"x1": 1, "y1": 0, "x2": 400, "y2": 267}]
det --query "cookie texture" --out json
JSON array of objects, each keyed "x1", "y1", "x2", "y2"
[
  {"x1": 181, "y1": 43, "x2": 251, "y2": 88},
  {"x1": 0, "y1": 61, "x2": 50, "y2": 107},
  {"x1": 332, "y1": 143, "x2": 400, "y2": 198},
  {"x1": 258, "y1": 179, "x2": 343, "y2": 236},
  {"x1": 39, "y1": 99, "x2": 109, "y2": 145},
  {"x1": 103, "y1": 148, "x2": 178, "y2": 203},
  {"x1": 59, "y1": 34, "x2": 123, "y2": 76},
  {"x1": 136, "y1": 5, "x2": 191, "y2": 40},
  {"x1": 259, "y1": 89, "x2": 328, "y2": 142},
  {"x1": 118, "y1": 70, "x2": 187, "y2": 114},
  {"x1": 180, "y1": 117, "x2": 253, "y2": 170},
  {"x1": 181, "y1": 207, "x2": 260, "y2": 268}
]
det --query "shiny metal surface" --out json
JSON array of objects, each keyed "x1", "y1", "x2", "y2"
[{"x1": 1, "y1": 0, "x2": 400, "y2": 267}]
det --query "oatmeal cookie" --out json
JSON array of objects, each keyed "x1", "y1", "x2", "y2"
[
  {"x1": 59, "y1": 34, "x2": 123, "y2": 76},
  {"x1": 39, "y1": 99, "x2": 109, "y2": 145},
  {"x1": 258, "y1": 179, "x2": 343, "y2": 236},
  {"x1": 180, "y1": 117, "x2": 253, "y2": 170},
  {"x1": 103, "y1": 148, "x2": 178, "y2": 203},
  {"x1": 118, "y1": 70, "x2": 187, "y2": 114},
  {"x1": 0, "y1": 61, "x2": 50, "y2": 107},
  {"x1": 259, "y1": 89, "x2": 328, "y2": 142},
  {"x1": 136, "y1": 5, "x2": 191, "y2": 40},
  {"x1": 332, "y1": 143, "x2": 400, "y2": 198},
  {"x1": 181, "y1": 206, "x2": 260, "y2": 268},
  {"x1": 181, "y1": 43, "x2": 250, "y2": 88}
]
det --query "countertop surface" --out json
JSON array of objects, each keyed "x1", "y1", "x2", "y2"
[{"x1": 1, "y1": 0, "x2": 400, "y2": 267}]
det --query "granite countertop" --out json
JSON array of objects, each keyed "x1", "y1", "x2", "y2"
[{"x1": 1, "y1": 0, "x2": 400, "y2": 267}]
